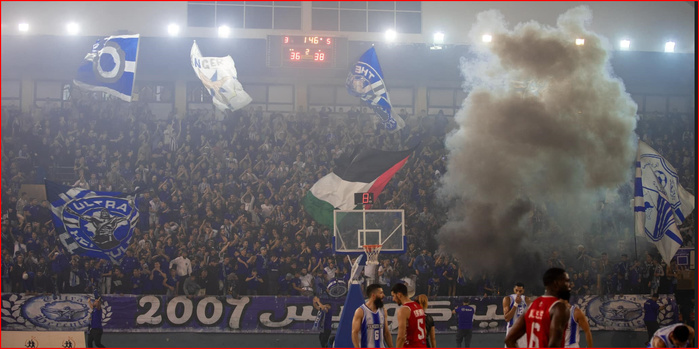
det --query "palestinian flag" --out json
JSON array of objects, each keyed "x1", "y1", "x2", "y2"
[{"x1": 302, "y1": 145, "x2": 415, "y2": 227}]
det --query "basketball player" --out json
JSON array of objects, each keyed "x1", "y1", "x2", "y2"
[
  {"x1": 503, "y1": 282, "x2": 531, "y2": 348},
  {"x1": 505, "y1": 268, "x2": 570, "y2": 348},
  {"x1": 392, "y1": 283, "x2": 427, "y2": 348},
  {"x1": 352, "y1": 283, "x2": 394, "y2": 348},
  {"x1": 649, "y1": 323, "x2": 694, "y2": 348},
  {"x1": 562, "y1": 299, "x2": 593, "y2": 348}
]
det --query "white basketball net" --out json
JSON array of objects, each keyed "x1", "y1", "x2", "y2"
[{"x1": 363, "y1": 244, "x2": 383, "y2": 265}]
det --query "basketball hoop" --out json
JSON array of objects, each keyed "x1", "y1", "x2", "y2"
[{"x1": 363, "y1": 244, "x2": 383, "y2": 265}]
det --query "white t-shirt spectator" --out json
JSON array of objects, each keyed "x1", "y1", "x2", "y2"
[{"x1": 169, "y1": 256, "x2": 192, "y2": 277}]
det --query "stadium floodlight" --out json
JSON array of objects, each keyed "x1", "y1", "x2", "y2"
[
  {"x1": 218, "y1": 25, "x2": 230, "y2": 38},
  {"x1": 18, "y1": 23, "x2": 29, "y2": 32},
  {"x1": 575, "y1": 38, "x2": 585, "y2": 46},
  {"x1": 482, "y1": 34, "x2": 492, "y2": 43},
  {"x1": 385, "y1": 29, "x2": 397, "y2": 42},
  {"x1": 664, "y1": 41, "x2": 675, "y2": 52},
  {"x1": 66, "y1": 22, "x2": 80, "y2": 35},
  {"x1": 619, "y1": 39, "x2": 630, "y2": 50},
  {"x1": 433, "y1": 32, "x2": 445, "y2": 45},
  {"x1": 167, "y1": 23, "x2": 180, "y2": 36}
]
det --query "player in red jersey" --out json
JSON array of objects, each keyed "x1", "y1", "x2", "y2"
[
  {"x1": 392, "y1": 283, "x2": 427, "y2": 348},
  {"x1": 505, "y1": 268, "x2": 571, "y2": 348}
]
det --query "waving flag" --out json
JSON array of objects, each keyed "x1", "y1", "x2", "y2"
[
  {"x1": 634, "y1": 141, "x2": 695, "y2": 264},
  {"x1": 303, "y1": 145, "x2": 416, "y2": 227},
  {"x1": 73, "y1": 34, "x2": 140, "y2": 102},
  {"x1": 346, "y1": 47, "x2": 405, "y2": 131},
  {"x1": 45, "y1": 180, "x2": 140, "y2": 264},
  {"x1": 191, "y1": 41, "x2": 252, "y2": 111}
]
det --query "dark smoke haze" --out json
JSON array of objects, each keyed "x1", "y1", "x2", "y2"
[{"x1": 437, "y1": 7, "x2": 638, "y2": 290}]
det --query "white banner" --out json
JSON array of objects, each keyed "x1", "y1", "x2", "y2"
[{"x1": 190, "y1": 41, "x2": 252, "y2": 112}]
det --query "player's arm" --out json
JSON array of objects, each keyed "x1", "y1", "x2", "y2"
[
  {"x1": 428, "y1": 322, "x2": 436, "y2": 348},
  {"x1": 395, "y1": 306, "x2": 409, "y2": 348},
  {"x1": 504, "y1": 312, "x2": 526, "y2": 347},
  {"x1": 383, "y1": 308, "x2": 394, "y2": 348},
  {"x1": 574, "y1": 307, "x2": 593, "y2": 347},
  {"x1": 503, "y1": 296, "x2": 516, "y2": 322},
  {"x1": 651, "y1": 335, "x2": 666, "y2": 348},
  {"x1": 687, "y1": 325, "x2": 695, "y2": 347},
  {"x1": 548, "y1": 302, "x2": 570, "y2": 348},
  {"x1": 351, "y1": 307, "x2": 364, "y2": 348}
]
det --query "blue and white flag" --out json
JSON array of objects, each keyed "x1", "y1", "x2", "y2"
[
  {"x1": 73, "y1": 34, "x2": 140, "y2": 102},
  {"x1": 45, "y1": 180, "x2": 140, "y2": 264},
  {"x1": 191, "y1": 41, "x2": 252, "y2": 112},
  {"x1": 346, "y1": 47, "x2": 405, "y2": 131},
  {"x1": 634, "y1": 141, "x2": 695, "y2": 264}
]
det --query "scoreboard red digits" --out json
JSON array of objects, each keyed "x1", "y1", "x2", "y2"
[
  {"x1": 354, "y1": 192, "x2": 374, "y2": 205},
  {"x1": 281, "y1": 35, "x2": 335, "y2": 68}
]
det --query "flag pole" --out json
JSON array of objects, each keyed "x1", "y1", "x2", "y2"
[{"x1": 633, "y1": 229, "x2": 638, "y2": 261}]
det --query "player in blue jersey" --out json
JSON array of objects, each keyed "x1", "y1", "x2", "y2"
[
  {"x1": 649, "y1": 323, "x2": 694, "y2": 348},
  {"x1": 352, "y1": 283, "x2": 394, "y2": 348},
  {"x1": 563, "y1": 299, "x2": 593, "y2": 348},
  {"x1": 503, "y1": 282, "x2": 530, "y2": 348}
]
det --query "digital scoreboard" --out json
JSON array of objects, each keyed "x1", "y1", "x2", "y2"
[
  {"x1": 282, "y1": 35, "x2": 335, "y2": 68},
  {"x1": 267, "y1": 35, "x2": 345, "y2": 69},
  {"x1": 354, "y1": 192, "x2": 374, "y2": 205}
]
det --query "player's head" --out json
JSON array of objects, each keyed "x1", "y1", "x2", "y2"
[
  {"x1": 543, "y1": 267, "x2": 570, "y2": 300},
  {"x1": 462, "y1": 298, "x2": 470, "y2": 305},
  {"x1": 652, "y1": 293, "x2": 659, "y2": 300},
  {"x1": 670, "y1": 325, "x2": 690, "y2": 346},
  {"x1": 513, "y1": 282, "x2": 525, "y2": 295},
  {"x1": 417, "y1": 294, "x2": 429, "y2": 310},
  {"x1": 391, "y1": 283, "x2": 409, "y2": 305},
  {"x1": 366, "y1": 283, "x2": 385, "y2": 309}
]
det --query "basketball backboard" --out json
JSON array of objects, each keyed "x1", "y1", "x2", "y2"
[{"x1": 333, "y1": 209, "x2": 405, "y2": 254}]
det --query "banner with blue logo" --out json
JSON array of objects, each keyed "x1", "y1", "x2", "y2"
[
  {"x1": 45, "y1": 180, "x2": 139, "y2": 264},
  {"x1": 73, "y1": 34, "x2": 140, "y2": 102},
  {"x1": 2, "y1": 294, "x2": 678, "y2": 333},
  {"x1": 634, "y1": 140, "x2": 695, "y2": 265},
  {"x1": 346, "y1": 47, "x2": 405, "y2": 131}
]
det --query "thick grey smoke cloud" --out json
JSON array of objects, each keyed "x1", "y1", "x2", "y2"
[{"x1": 437, "y1": 7, "x2": 637, "y2": 285}]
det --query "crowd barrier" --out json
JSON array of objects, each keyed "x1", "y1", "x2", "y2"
[
  {"x1": 1, "y1": 330, "x2": 85, "y2": 348},
  {"x1": 2, "y1": 293, "x2": 679, "y2": 333}
]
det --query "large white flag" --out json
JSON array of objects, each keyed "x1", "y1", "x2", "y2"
[
  {"x1": 190, "y1": 41, "x2": 252, "y2": 111},
  {"x1": 634, "y1": 140, "x2": 694, "y2": 264}
]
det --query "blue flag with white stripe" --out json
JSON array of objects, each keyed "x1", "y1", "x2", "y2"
[
  {"x1": 634, "y1": 141, "x2": 694, "y2": 264},
  {"x1": 73, "y1": 34, "x2": 140, "y2": 102},
  {"x1": 45, "y1": 180, "x2": 140, "y2": 264},
  {"x1": 346, "y1": 47, "x2": 405, "y2": 131}
]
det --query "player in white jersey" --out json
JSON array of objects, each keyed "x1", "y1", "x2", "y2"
[
  {"x1": 650, "y1": 323, "x2": 694, "y2": 348},
  {"x1": 563, "y1": 301, "x2": 593, "y2": 348},
  {"x1": 352, "y1": 283, "x2": 394, "y2": 348},
  {"x1": 503, "y1": 282, "x2": 530, "y2": 348}
]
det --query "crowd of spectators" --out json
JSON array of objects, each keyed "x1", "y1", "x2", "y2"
[{"x1": 1, "y1": 95, "x2": 695, "y2": 300}]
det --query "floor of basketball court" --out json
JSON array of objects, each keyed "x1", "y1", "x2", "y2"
[{"x1": 100, "y1": 331, "x2": 646, "y2": 347}]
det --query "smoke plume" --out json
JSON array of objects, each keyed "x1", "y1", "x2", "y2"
[{"x1": 437, "y1": 7, "x2": 638, "y2": 288}]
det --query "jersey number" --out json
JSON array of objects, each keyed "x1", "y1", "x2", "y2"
[
  {"x1": 374, "y1": 330, "x2": 380, "y2": 341},
  {"x1": 417, "y1": 318, "x2": 425, "y2": 340},
  {"x1": 528, "y1": 322, "x2": 540, "y2": 348}
]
